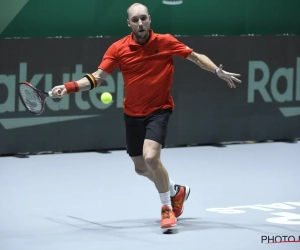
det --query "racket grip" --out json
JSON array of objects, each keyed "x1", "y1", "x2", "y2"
[{"x1": 49, "y1": 89, "x2": 61, "y2": 97}]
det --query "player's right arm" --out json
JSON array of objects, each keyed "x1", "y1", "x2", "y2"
[
  {"x1": 51, "y1": 69, "x2": 109, "y2": 98},
  {"x1": 51, "y1": 42, "x2": 118, "y2": 98}
]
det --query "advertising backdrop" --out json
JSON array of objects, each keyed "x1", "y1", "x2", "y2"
[{"x1": 0, "y1": 36, "x2": 300, "y2": 154}]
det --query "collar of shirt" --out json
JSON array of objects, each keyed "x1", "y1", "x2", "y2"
[{"x1": 128, "y1": 29, "x2": 157, "y2": 50}]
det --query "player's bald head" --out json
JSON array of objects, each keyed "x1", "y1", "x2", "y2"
[
  {"x1": 126, "y1": 3, "x2": 151, "y2": 43},
  {"x1": 127, "y1": 3, "x2": 149, "y2": 18}
]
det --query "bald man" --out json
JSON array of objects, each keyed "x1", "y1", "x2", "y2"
[{"x1": 51, "y1": 3, "x2": 241, "y2": 231}]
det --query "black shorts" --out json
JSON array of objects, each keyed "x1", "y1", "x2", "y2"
[{"x1": 124, "y1": 108, "x2": 172, "y2": 157}]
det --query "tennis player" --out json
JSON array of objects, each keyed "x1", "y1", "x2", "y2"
[{"x1": 51, "y1": 3, "x2": 241, "y2": 230}]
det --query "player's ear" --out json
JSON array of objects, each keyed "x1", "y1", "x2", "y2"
[
  {"x1": 127, "y1": 19, "x2": 131, "y2": 27},
  {"x1": 149, "y1": 15, "x2": 151, "y2": 23}
]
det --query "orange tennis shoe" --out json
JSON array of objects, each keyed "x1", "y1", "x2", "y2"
[
  {"x1": 171, "y1": 185, "x2": 191, "y2": 218},
  {"x1": 161, "y1": 205, "x2": 177, "y2": 229}
]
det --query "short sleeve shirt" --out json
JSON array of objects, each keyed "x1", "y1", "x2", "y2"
[{"x1": 98, "y1": 29, "x2": 193, "y2": 116}]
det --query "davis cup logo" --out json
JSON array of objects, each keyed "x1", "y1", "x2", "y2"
[{"x1": 162, "y1": 0, "x2": 183, "y2": 5}]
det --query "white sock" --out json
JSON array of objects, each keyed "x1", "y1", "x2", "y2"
[
  {"x1": 169, "y1": 179, "x2": 177, "y2": 197},
  {"x1": 159, "y1": 191, "x2": 172, "y2": 210}
]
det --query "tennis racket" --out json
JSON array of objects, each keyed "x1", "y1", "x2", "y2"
[{"x1": 18, "y1": 81, "x2": 59, "y2": 115}]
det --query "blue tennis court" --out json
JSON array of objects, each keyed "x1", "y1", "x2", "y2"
[{"x1": 1, "y1": 142, "x2": 299, "y2": 250}]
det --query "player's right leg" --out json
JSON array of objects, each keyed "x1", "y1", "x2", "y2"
[
  {"x1": 123, "y1": 113, "x2": 155, "y2": 180},
  {"x1": 143, "y1": 109, "x2": 190, "y2": 219},
  {"x1": 123, "y1": 111, "x2": 189, "y2": 228},
  {"x1": 131, "y1": 155, "x2": 155, "y2": 182}
]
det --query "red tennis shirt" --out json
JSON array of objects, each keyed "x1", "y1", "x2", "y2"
[{"x1": 98, "y1": 29, "x2": 193, "y2": 117}]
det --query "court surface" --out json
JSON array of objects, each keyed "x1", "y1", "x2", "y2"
[{"x1": 1, "y1": 141, "x2": 299, "y2": 250}]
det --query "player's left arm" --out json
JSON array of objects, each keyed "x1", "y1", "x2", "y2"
[{"x1": 187, "y1": 51, "x2": 242, "y2": 88}]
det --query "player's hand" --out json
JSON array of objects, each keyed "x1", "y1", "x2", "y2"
[
  {"x1": 216, "y1": 64, "x2": 242, "y2": 88},
  {"x1": 51, "y1": 85, "x2": 67, "y2": 98}
]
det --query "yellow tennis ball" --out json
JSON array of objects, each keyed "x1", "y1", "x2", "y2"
[{"x1": 101, "y1": 92, "x2": 112, "y2": 104}]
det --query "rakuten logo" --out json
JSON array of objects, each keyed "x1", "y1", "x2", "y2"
[{"x1": 248, "y1": 57, "x2": 300, "y2": 117}]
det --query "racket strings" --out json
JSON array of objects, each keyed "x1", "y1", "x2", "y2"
[{"x1": 19, "y1": 84, "x2": 43, "y2": 114}]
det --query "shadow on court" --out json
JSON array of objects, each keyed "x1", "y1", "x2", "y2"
[{"x1": 45, "y1": 215, "x2": 295, "y2": 236}]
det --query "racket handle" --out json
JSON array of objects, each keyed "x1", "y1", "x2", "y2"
[{"x1": 48, "y1": 89, "x2": 61, "y2": 97}]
